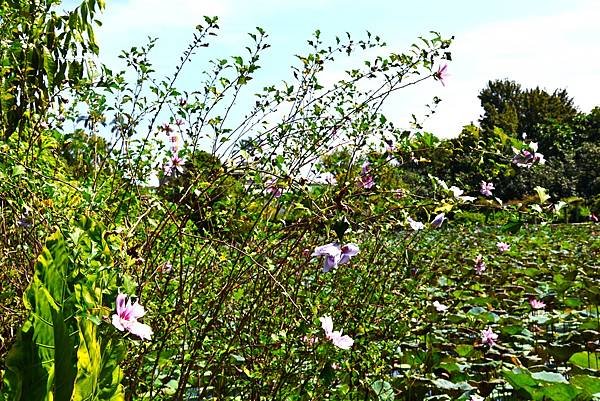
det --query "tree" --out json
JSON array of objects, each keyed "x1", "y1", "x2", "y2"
[
  {"x1": 574, "y1": 142, "x2": 600, "y2": 198},
  {"x1": 479, "y1": 79, "x2": 522, "y2": 135},
  {"x1": 478, "y1": 79, "x2": 578, "y2": 148},
  {"x1": 0, "y1": 0, "x2": 104, "y2": 139}
]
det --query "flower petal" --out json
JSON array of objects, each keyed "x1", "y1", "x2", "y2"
[
  {"x1": 128, "y1": 301, "x2": 146, "y2": 319},
  {"x1": 331, "y1": 333, "x2": 354, "y2": 350},
  {"x1": 323, "y1": 256, "x2": 336, "y2": 272},
  {"x1": 116, "y1": 294, "x2": 127, "y2": 316},
  {"x1": 312, "y1": 243, "x2": 340, "y2": 258},
  {"x1": 128, "y1": 321, "x2": 153, "y2": 340},
  {"x1": 449, "y1": 186, "x2": 463, "y2": 197},
  {"x1": 407, "y1": 217, "x2": 424, "y2": 231},
  {"x1": 112, "y1": 314, "x2": 126, "y2": 331},
  {"x1": 319, "y1": 315, "x2": 333, "y2": 336},
  {"x1": 433, "y1": 301, "x2": 448, "y2": 312},
  {"x1": 431, "y1": 213, "x2": 445, "y2": 228},
  {"x1": 341, "y1": 243, "x2": 360, "y2": 257}
]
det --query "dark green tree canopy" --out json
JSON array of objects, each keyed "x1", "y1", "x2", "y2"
[{"x1": 478, "y1": 79, "x2": 579, "y2": 143}]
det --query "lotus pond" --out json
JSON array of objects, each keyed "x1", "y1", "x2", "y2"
[
  {"x1": 134, "y1": 220, "x2": 600, "y2": 400},
  {"x1": 312, "y1": 221, "x2": 600, "y2": 400}
]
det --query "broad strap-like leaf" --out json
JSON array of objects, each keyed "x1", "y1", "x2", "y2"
[{"x1": 3, "y1": 231, "x2": 76, "y2": 401}]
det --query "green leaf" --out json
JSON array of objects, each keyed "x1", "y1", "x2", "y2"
[
  {"x1": 564, "y1": 297, "x2": 582, "y2": 308},
  {"x1": 319, "y1": 364, "x2": 335, "y2": 387},
  {"x1": 570, "y1": 375, "x2": 600, "y2": 396},
  {"x1": 501, "y1": 220, "x2": 522, "y2": 234},
  {"x1": 431, "y1": 378, "x2": 473, "y2": 391},
  {"x1": 72, "y1": 317, "x2": 102, "y2": 401},
  {"x1": 3, "y1": 329, "x2": 43, "y2": 401},
  {"x1": 503, "y1": 368, "x2": 538, "y2": 390},
  {"x1": 531, "y1": 371, "x2": 568, "y2": 384},
  {"x1": 72, "y1": 283, "x2": 125, "y2": 400},
  {"x1": 68, "y1": 60, "x2": 83, "y2": 82},
  {"x1": 12, "y1": 165, "x2": 26, "y2": 176},
  {"x1": 455, "y1": 344, "x2": 475, "y2": 358},
  {"x1": 52, "y1": 305, "x2": 76, "y2": 401},
  {"x1": 539, "y1": 383, "x2": 580, "y2": 401},
  {"x1": 3, "y1": 232, "x2": 75, "y2": 401},
  {"x1": 467, "y1": 306, "x2": 486, "y2": 315},
  {"x1": 548, "y1": 344, "x2": 580, "y2": 363},
  {"x1": 43, "y1": 51, "x2": 57, "y2": 89},
  {"x1": 530, "y1": 314, "x2": 551, "y2": 325},
  {"x1": 3, "y1": 223, "x2": 124, "y2": 401},
  {"x1": 332, "y1": 217, "x2": 350, "y2": 242},
  {"x1": 569, "y1": 352, "x2": 599, "y2": 370},
  {"x1": 371, "y1": 380, "x2": 395, "y2": 401}
]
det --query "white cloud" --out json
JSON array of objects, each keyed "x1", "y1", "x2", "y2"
[
  {"x1": 94, "y1": 0, "x2": 234, "y2": 74},
  {"x1": 91, "y1": 0, "x2": 600, "y2": 140},
  {"x1": 421, "y1": 0, "x2": 600, "y2": 137},
  {"x1": 104, "y1": 0, "x2": 230, "y2": 31}
]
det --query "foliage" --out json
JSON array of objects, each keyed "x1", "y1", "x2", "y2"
[
  {"x1": 478, "y1": 79, "x2": 579, "y2": 146},
  {"x1": 0, "y1": 0, "x2": 105, "y2": 139},
  {"x1": 394, "y1": 111, "x2": 600, "y2": 207},
  {"x1": 3, "y1": 219, "x2": 127, "y2": 401},
  {"x1": 157, "y1": 150, "x2": 246, "y2": 236},
  {"x1": 471, "y1": 80, "x2": 600, "y2": 203}
]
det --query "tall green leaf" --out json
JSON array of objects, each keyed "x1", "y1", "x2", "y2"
[
  {"x1": 2, "y1": 223, "x2": 125, "y2": 401},
  {"x1": 72, "y1": 283, "x2": 125, "y2": 401},
  {"x1": 3, "y1": 231, "x2": 76, "y2": 401}
]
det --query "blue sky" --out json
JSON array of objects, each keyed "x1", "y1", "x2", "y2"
[{"x1": 66, "y1": 0, "x2": 599, "y2": 138}]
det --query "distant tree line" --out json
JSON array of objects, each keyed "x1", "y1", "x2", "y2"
[{"x1": 395, "y1": 79, "x2": 600, "y2": 208}]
